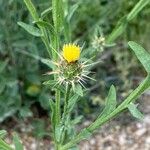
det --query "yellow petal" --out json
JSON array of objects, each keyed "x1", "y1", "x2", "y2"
[{"x1": 63, "y1": 44, "x2": 80, "y2": 63}]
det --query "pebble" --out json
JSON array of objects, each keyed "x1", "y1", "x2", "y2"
[{"x1": 135, "y1": 128, "x2": 146, "y2": 136}]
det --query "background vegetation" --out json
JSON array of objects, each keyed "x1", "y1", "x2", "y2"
[{"x1": 0, "y1": 0, "x2": 150, "y2": 136}]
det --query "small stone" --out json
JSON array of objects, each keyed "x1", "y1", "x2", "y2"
[
  {"x1": 135, "y1": 128, "x2": 146, "y2": 136},
  {"x1": 146, "y1": 137, "x2": 150, "y2": 144},
  {"x1": 90, "y1": 138, "x2": 96, "y2": 145}
]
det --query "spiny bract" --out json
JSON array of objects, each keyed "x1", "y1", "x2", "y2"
[{"x1": 45, "y1": 43, "x2": 96, "y2": 89}]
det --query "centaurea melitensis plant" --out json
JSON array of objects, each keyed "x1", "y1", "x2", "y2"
[{"x1": 0, "y1": 0, "x2": 150, "y2": 150}]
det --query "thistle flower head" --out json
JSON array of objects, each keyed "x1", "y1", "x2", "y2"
[
  {"x1": 63, "y1": 44, "x2": 80, "y2": 63},
  {"x1": 45, "y1": 43, "x2": 96, "y2": 90}
]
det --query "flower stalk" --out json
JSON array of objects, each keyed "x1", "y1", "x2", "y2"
[{"x1": 61, "y1": 75, "x2": 150, "y2": 150}]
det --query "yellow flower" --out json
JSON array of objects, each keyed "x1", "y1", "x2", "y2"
[{"x1": 63, "y1": 44, "x2": 80, "y2": 63}]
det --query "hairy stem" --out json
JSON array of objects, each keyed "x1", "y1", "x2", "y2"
[
  {"x1": 55, "y1": 90, "x2": 61, "y2": 125},
  {"x1": 63, "y1": 84, "x2": 71, "y2": 118},
  {"x1": 60, "y1": 84, "x2": 71, "y2": 144},
  {"x1": 61, "y1": 75, "x2": 150, "y2": 150}
]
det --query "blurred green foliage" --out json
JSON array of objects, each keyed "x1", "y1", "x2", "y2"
[{"x1": 0, "y1": 0, "x2": 150, "y2": 122}]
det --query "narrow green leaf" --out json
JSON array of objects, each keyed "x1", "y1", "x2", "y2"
[
  {"x1": 122, "y1": 74, "x2": 150, "y2": 106},
  {"x1": 52, "y1": 0, "x2": 63, "y2": 32},
  {"x1": 49, "y1": 99, "x2": 55, "y2": 112},
  {"x1": 43, "y1": 80, "x2": 57, "y2": 87},
  {"x1": 55, "y1": 125, "x2": 64, "y2": 142},
  {"x1": 24, "y1": 0, "x2": 39, "y2": 21},
  {"x1": 34, "y1": 20, "x2": 55, "y2": 34},
  {"x1": 127, "y1": 0, "x2": 150, "y2": 21},
  {"x1": 0, "y1": 139, "x2": 13, "y2": 150},
  {"x1": 71, "y1": 116, "x2": 83, "y2": 125},
  {"x1": 68, "y1": 95, "x2": 79, "y2": 112},
  {"x1": 19, "y1": 107, "x2": 33, "y2": 118},
  {"x1": 41, "y1": 59, "x2": 55, "y2": 69},
  {"x1": 0, "y1": 60, "x2": 9, "y2": 73},
  {"x1": 49, "y1": 99, "x2": 56, "y2": 128},
  {"x1": 128, "y1": 41, "x2": 150, "y2": 73},
  {"x1": 15, "y1": 49, "x2": 54, "y2": 69},
  {"x1": 77, "y1": 128, "x2": 92, "y2": 140},
  {"x1": 106, "y1": 17, "x2": 127, "y2": 43},
  {"x1": 0, "y1": 130, "x2": 7, "y2": 138},
  {"x1": 13, "y1": 133, "x2": 23, "y2": 150},
  {"x1": 67, "y1": 4, "x2": 79, "y2": 22},
  {"x1": 106, "y1": 0, "x2": 150, "y2": 43},
  {"x1": 41, "y1": 7, "x2": 52, "y2": 18},
  {"x1": 128, "y1": 103, "x2": 144, "y2": 120},
  {"x1": 18, "y1": 22, "x2": 42, "y2": 37},
  {"x1": 98, "y1": 85, "x2": 117, "y2": 119},
  {"x1": 74, "y1": 84, "x2": 83, "y2": 96}
]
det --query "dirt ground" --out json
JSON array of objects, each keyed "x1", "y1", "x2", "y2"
[{"x1": 2, "y1": 93, "x2": 150, "y2": 150}]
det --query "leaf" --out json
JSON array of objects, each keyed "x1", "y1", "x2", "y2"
[
  {"x1": 39, "y1": 93, "x2": 50, "y2": 110},
  {"x1": 0, "y1": 83, "x2": 5, "y2": 94},
  {"x1": 52, "y1": 0, "x2": 63, "y2": 32},
  {"x1": 15, "y1": 49, "x2": 54, "y2": 69},
  {"x1": 106, "y1": 0, "x2": 150, "y2": 43},
  {"x1": 0, "y1": 139, "x2": 13, "y2": 150},
  {"x1": 0, "y1": 130, "x2": 7, "y2": 138},
  {"x1": 127, "y1": 0, "x2": 150, "y2": 21},
  {"x1": 13, "y1": 133, "x2": 23, "y2": 150},
  {"x1": 43, "y1": 80, "x2": 57, "y2": 87},
  {"x1": 68, "y1": 95, "x2": 79, "y2": 112},
  {"x1": 122, "y1": 74, "x2": 150, "y2": 106},
  {"x1": 63, "y1": 76, "x2": 150, "y2": 150},
  {"x1": 55, "y1": 125, "x2": 64, "y2": 142},
  {"x1": 128, "y1": 41, "x2": 150, "y2": 73},
  {"x1": 0, "y1": 60, "x2": 9, "y2": 73},
  {"x1": 49, "y1": 99, "x2": 55, "y2": 112},
  {"x1": 71, "y1": 116, "x2": 83, "y2": 125},
  {"x1": 74, "y1": 84, "x2": 83, "y2": 96},
  {"x1": 77, "y1": 128, "x2": 92, "y2": 140},
  {"x1": 24, "y1": 0, "x2": 39, "y2": 21},
  {"x1": 19, "y1": 107, "x2": 33, "y2": 118},
  {"x1": 49, "y1": 99, "x2": 56, "y2": 128},
  {"x1": 34, "y1": 20, "x2": 55, "y2": 34},
  {"x1": 41, "y1": 7, "x2": 52, "y2": 18},
  {"x1": 128, "y1": 103, "x2": 144, "y2": 120},
  {"x1": 0, "y1": 108, "x2": 17, "y2": 123},
  {"x1": 41, "y1": 59, "x2": 55, "y2": 69},
  {"x1": 67, "y1": 4, "x2": 79, "y2": 21},
  {"x1": 106, "y1": 16, "x2": 127, "y2": 43},
  {"x1": 98, "y1": 85, "x2": 117, "y2": 119},
  {"x1": 17, "y1": 21, "x2": 42, "y2": 37}
]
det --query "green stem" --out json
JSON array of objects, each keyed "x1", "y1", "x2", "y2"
[
  {"x1": 55, "y1": 89, "x2": 61, "y2": 125},
  {"x1": 63, "y1": 0, "x2": 71, "y2": 43},
  {"x1": 51, "y1": 1, "x2": 63, "y2": 149},
  {"x1": 106, "y1": 0, "x2": 150, "y2": 43},
  {"x1": 59, "y1": 84, "x2": 71, "y2": 144},
  {"x1": 63, "y1": 84, "x2": 71, "y2": 118},
  {"x1": 52, "y1": 0, "x2": 62, "y2": 60},
  {"x1": 61, "y1": 75, "x2": 150, "y2": 150},
  {"x1": 24, "y1": 0, "x2": 52, "y2": 57},
  {"x1": 88, "y1": 75, "x2": 150, "y2": 132},
  {"x1": 51, "y1": 0, "x2": 61, "y2": 125}
]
